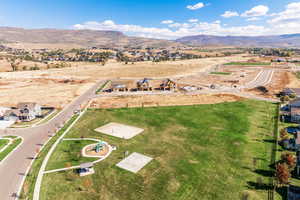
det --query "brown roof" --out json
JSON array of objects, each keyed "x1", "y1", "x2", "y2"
[{"x1": 17, "y1": 102, "x2": 38, "y2": 110}]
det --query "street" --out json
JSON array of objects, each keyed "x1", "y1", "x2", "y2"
[{"x1": 0, "y1": 80, "x2": 103, "y2": 200}]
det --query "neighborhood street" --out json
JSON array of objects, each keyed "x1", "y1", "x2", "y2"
[{"x1": 0, "y1": 80, "x2": 103, "y2": 200}]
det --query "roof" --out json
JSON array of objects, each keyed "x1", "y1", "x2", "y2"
[
  {"x1": 80, "y1": 162, "x2": 93, "y2": 168},
  {"x1": 3, "y1": 109, "x2": 21, "y2": 117},
  {"x1": 17, "y1": 102, "x2": 39, "y2": 110},
  {"x1": 283, "y1": 88, "x2": 296, "y2": 94},
  {"x1": 291, "y1": 88, "x2": 300, "y2": 95},
  {"x1": 290, "y1": 98, "x2": 300, "y2": 107}
]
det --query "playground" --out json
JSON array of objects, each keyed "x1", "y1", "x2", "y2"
[{"x1": 82, "y1": 140, "x2": 110, "y2": 158}]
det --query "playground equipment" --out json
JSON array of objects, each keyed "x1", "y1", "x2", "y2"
[{"x1": 93, "y1": 141, "x2": 105, "y2": 153}]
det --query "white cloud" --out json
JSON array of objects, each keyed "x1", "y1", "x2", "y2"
[
  {"x1": 246, "y1": 17, "x2": 260, "y2": 21},
  {"x1": 241, "y1": 5, "x2": 269, "y2": 17},
  {"x1": 221, "y1": 11, "x2": 239, "y2": 18},
  {"x1": 73, "y1": 19, "x2": 271, "y2": 39},
  {"x1": 187, "y1": 2, "x2": 205, "y2": 10},
  {"x1": 268, "y1": 2, "x2": 300, "y2": 24},
  {"x1": 73, "y1": 2, "x2": 300, "y2": 40},
  {"x1": 266, "y1": 2, "x2": 300, "y2": 35},
  {"x1": 188, "y1": 19, "x2": 199, "y2": 23},
  {"x1": 161, "y1": 20, "x2": 174, "y2": 24}
]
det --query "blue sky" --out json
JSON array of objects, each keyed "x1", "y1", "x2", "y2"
[{"x1": 1, "y1": 0, "x2": 300, "y2": 38}]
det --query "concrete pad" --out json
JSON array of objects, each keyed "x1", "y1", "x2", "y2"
[
  {"x1": 95, "y1": 122, "x2": 144, "y2": 139},
  {"x1": 116, "y1": 152, "x2": 153, "y2": 173},
  {"x1": 0, "y1": 120, "x2": 15, "y2": 129}
]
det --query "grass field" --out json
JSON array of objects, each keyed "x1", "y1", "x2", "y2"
[
  {"x1": 0, "y1": 137, "x2": 22, "y2": 161},
  {"x1": 224, "y1": 62, "x2": 271, "y2": 66},
  {"x1": 38, "y1": 100, "x2": 278, "y2": 200},
  {"x1": 0, "y1": 139, "x2": 9, "y2": 151},
  {"x1": 210, "y1": 72, "x2": 231, "y2": 75},
  {"x1": 46, "y1": 140, "x2": 99, "y2": 171}
]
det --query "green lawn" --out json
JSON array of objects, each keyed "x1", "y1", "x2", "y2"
[
  {"x1": 224, "y1": 62, "x2": 271, "y2": 66},
  {"x1": 37, "y1": 100, "x2": 278, "y2": 200},
  {"x1": 0, "y1": 139, "x2": 9, "y2": 151},
  {"x1": 210, "y1": 72, "x2": 231, "y2": 75},
  {"x1": 0, "y1": 137, "x2": 22, "y2": 161},
  {"x1": 46, "y1": 140, "x2": 99, "y2": 171}
]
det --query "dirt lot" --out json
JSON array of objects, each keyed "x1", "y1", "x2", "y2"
[
  {"x1": 0, "y1": 55, "x2": 249, "y2": 107},
  {"x1": 91, "y1": 93, "x2": 243, "y2": 109},
  {"x1": 247, "y1": 71, "x2": 300, "y2": 98}
]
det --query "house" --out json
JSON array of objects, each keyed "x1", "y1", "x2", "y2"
[
  {"x1": 2, "y1": 109, "x2": 20, "y2": 122},
  {"x1": 136, "y1": 78, "x2": 152, "y2": 91},
  {"x1": 2, "y1": 103, "x2": 42, "y2": 122},
  {"x1": 281, "y1": 88, "x2": 300, "y2": 97},
  {"x1": 16, "y1": 102, "x2": 42, "y2": 122},
  {"x1": 0, "y1": 107, "x2": 11, "y2": 120},
  {"x1": 160, "y1": 79, "x2": 177, "y2": 91},
  {"x1": 110, "y1": 81, "x2": 129, "y2": 92},
  {"x1": 288, "y1": 98, "x2": 300, "y2": 123}
]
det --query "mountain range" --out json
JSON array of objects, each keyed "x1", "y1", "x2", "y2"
[
  {"x1": 0, "y1": 27, "x2": 300, "y2": 49},
  {"x1": 176, "y1": 34, "x2": 300, "y2": 48}
]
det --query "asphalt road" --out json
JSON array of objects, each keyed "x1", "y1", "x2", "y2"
[{"x1": 0, "y1": 80, "x2": 103, "y2": 200}]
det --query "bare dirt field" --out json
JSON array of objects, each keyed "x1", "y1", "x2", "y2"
[
  {"x1": 90, "y1": 93, "x2": 243, "y2": 109},
  {"x1": 0, "y1": 55, "x2": 249, "y2": 107}
]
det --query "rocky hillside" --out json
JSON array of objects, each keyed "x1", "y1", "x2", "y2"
[{"x1": 0, "y1": 27, "x2": 183, "y2": 49}]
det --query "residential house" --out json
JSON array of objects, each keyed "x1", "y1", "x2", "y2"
[
  {"x1": 288, "y1": 98, "x2": 300, "y2": 123},
  {"x1": 2, "y1": 102, "x2": 42, "y2": 122},
  {"x1": 16, "y1": 102, "x2": 42, "y2": 121}
]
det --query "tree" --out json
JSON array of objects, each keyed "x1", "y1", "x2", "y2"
[
  {"x1": 275, "y1": 163, "x2": 290, "y2": 186},
  {"x1": 280, "y1": 129, "x2": 289, "y2": 141},
  {"x1": 83, "y1": 178, "x2": 92, "y2": 191},
  {"x1": 7, "y1": 57, "x2": 22, "y2": 71},
  {"x1": 280, "y1": 95, "x2": 290, "y2": 103},
  {"x1": 281, "y1": 152, "x2": 296, "y2": 170}
]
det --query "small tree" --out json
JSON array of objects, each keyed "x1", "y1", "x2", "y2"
[
  {"x1": 83, "y1": 178, "x2": 92, "y2": 191},
  {"x1": 281, "y1": 152, "x2": 296, "y2": 170},
  {"x1": 280, "y1": 95, "x2": 290, "y2": 103},
  {"x1": 280, "y1": 129, "x2": 289, "y2": 141},
  {"x1": 275, "y1": 163, "x2": 290, "y2": 186}
]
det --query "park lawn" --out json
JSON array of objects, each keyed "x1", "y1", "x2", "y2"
[
  {"x1": 0, "y1": 139, "x2": 9, "y2": 151},
  {"x1": 210, "y1": 72, "x2": 231, "y2": 75},
  {"x1": 224, "y1": 62, "x2": 271, "y2": 66},
  {"x1": 46, "y1": 140, "x2": 99, "y2": 171},
  {"x1": 0, "y1": 137, "x2": 22, "y2": 161},
  {"x1": 40, "y1": 100, "x2": 278, "y2": 200}
]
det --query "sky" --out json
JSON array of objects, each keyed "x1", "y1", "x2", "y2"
[{"x1": 1, "y1": 0, "x2": 300, "y2": 39}]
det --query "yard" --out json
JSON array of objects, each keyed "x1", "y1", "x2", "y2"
[
  {"x1": 0, "y1": 139, "x2": 9, "y2": 151},
  {"x1": 210, "y1": 72, "x2": 232, "y2": 75},
  {"x1": 39, "y1": 100, "x2": 278, "y2": 200},
  {"x1": 0, "y1": 136, "x2": 22, "y2": 161}
]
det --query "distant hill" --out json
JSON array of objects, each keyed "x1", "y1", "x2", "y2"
[
  {"x1": 1, "y1": 27, "x2": 300, "y2": 49},
  {"x1": 0, "y1": 27, "x2": 183, "y2": 49},
  {"x1": 176, "y1": 34, "x2": 300, "y2": 48}
]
